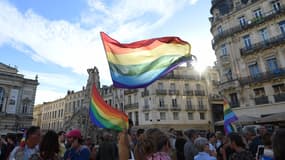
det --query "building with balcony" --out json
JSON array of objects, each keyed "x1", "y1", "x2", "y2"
[
  {"x1": 0, "y1": 63, "x2": 38, "y2": 131},
  {"x1": 210, "y1": 0, "x2": 285, "y2": 117},
  {"x1": 32, "y1": 104, "x2": 42, "y2": 127},
  {"x1": 40, "y1": 98, "x2": 65, "y2": 132},
  {"x1": 122, "y1": 65, "x2": 220, "y2": 130}
]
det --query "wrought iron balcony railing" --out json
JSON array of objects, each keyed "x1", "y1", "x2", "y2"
[
  {"x1": 254, "y1": 96, "x2": 269, "y2": 105},
  {"x1": 156, "y1": 89, "x2": 167, "y2": 95},
  {"x1": 170, "y1": 105, "x2": 181, "y2": 111},
  {"x1": 156, "y1": 105, "x2": 168, "y2": 111},
  {"x1": 124, "y1": 89, "x2": 138, "y2": 95},
  {"x1": 239, "y1": 68, "x2": 285, "y2": 85},
  {"x1": 183, "y1": 90, "x2": 194, "y2": 96},
  {"x1": 212, "y1": 5, "x2": 285, "y2": 47},
  {"x1": 195, "y1": 90, "x2": 206, "y2": 96},
  {"x1": 185, "y1": 105, "x2": 196, "y2": 111},
  {"x1": 274, "y1": 93, "x2": 285, "y2": 102},
  {"x1": 168, "y1": 90, "x2": 180, "y2": 95},
  {"x1": 141, "y1": 90, "x2": 149, "y2": 97},
  {"x1": 240, "y1": 34, "x2": 285, "y2": 56},
  {"x1": 124, "y1": 103, "x2": 139, "y2": 110}
]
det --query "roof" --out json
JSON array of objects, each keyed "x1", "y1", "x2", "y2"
[{"x1": 256, "y1": 112, "x2": 285, "y2": 124}]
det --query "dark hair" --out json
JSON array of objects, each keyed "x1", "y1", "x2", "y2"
[
  {"x1": 6, "y1": 133, "x2": 16, "y2": 143},
  {"x1": 207, "y1": 133, "x2": 216, "y2": 140},
  {"x1": 272, "y1": 128, "x2": 285, "y2": 160},
  {"x1": 57, "y1": 131, "x2": 65, "y2": 136},
  {"x1": 134, "y1": 128, "x2": 169, "y2": 160},
  {"x1": 26, "y1": 126, "x2": 40, "y2": 140},
  {"x1": 39, "y1": 130, "x2": 59, "y2": 159},
  {"x1": 184, "y1": 129, "x2": 197, "y2": 139},
  {"x1": 228, "y1": 132, "x2": 245, "y2": 148},
  {"x1": 262, "y1": 133, "x2": 272, "y2": 147},
  {"x1": 136, "y1": 129, "x2": 145, "y2": 137}
]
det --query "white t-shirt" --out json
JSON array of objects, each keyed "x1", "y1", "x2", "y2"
[{"x1": 9, "y1": 145, "x2": 39, "y2": 160}]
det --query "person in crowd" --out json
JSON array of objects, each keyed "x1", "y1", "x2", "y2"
[
  {"x1": 258, "y1": 126, "x2": 267, "y2": 138},
  {"x1": 0, "y1": 136, "x2": 7, "y2": 160},
  {"x1": 216, "y1": 135, "x2": 234, "y2": 160},
  {"x1": 85, "y1": 136, "x2": 94, "y2": 152},
  {"x1": 194, "y1": 137, "x2": 216, "y2": 160},
  {"x1": 228, "y1": 132, "x2": 254, "y2": 160},
  {"x1": 134, "y1": 128, "x2": 171, "y2": 160},
  {"x1": 184, "y1": 129, "x2": 199, "y2": 160},
  {"x1": 243, "y1": 126, "x2": 262, "y2": 156},
  {"x1": 175, "y1": 130, "x2": 186, "y2": 160},
  {"x1": 57, "y1": 131, "x2": 66, "y2": 159},
  {"x1": 30, "y1": 130, "x2": 60, "y2": 160},
  {"x1": 63, "y1": 129, "x2": 90, "y2": 160},
  {"x1": 136, "y1": 129, "x2": 145, "y2": 140},
  {"x1": 9, "y1": 126, "x2": 41, "y2": 160},
  {"x1": 207, "y1": 133, "x2": 217, "y2": 156},
  {"x1": 96, "y1": 131, "x2": 118, "y2": 160},
  {"x1": 272, "y1": 128, "x2": 285, "y2": 160},
  {"x1": 260, "y1": 132, "x2": 273, "y2": 160},
  {"x1": 4, "y1": 133, "x2": 16, "y2": 159},
  {"x1": 215, "y1": 131, "x2": 223, "y2": 149},
  {"x1": 118, "y1": 128, "x2": 133, "y2": 160}
]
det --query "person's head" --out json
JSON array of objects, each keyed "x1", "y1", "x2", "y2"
[
  {"x1": 85, "y1": 136, "x2": 92, "y2": 145},
  {"x1": 207, "y1": 133, "x2": 216, "y2": 144},
  {"x1": 66, "y1": 129, "x2": 83, "y2": 149},
  {"x1": 228, "y1": 132, "x2": 246, "y2": 150},
  {"x1": 243, "y1": 126, "x2": 257, "y2": 140},
  {"x1": 272, "y1": 128, "x2": 285, "y2": 160},
  {"x1": 175, "y1": 130, "x2": 184, "y2": 137},
  {"x1": 194, "y1": 137, "x2": 210, "y2": 153},
  {"x1": 135, "y1": 128, "x2": 170, "y2": 160},
  {"x1": 40, "y1": 130, "x2": 59, "y2": 159},
  {"x1": 57, "y1": 131, "x2": 65, "y2": 143},
  {"x1": 262, "y1": 133, "x2": 272, "y2": 148},
  {"x1": 215, "y1": 131, "x2": 223, "y2": 140},
  {"x1": 136, "y1": 129, "x2": 145, "y2": 138},
  {"x1": 6, "y1": 133, "x2": 16, "y2": 144},
  {"x1": 184, "y1": 129, "x2": 198, "y2": 141},
  {"x1": 259, "y1": 125, "x2": 267, "y2": 136},
  {"x1": 26, "y1": 126, "x2": 41, "y2": 147}
]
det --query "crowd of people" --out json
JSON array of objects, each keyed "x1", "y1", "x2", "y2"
[{"x1": 0, "y1": 124, "x2": 284, "y2": 160}]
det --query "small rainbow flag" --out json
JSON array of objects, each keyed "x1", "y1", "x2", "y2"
[
  {"x1": 89, "y1": 85, "x2": 128, "y2": 131},
  {"x1": 224, "y1": 98, "x2": 238, "y2": 134},
  {"x1": 100, "y1": 32, "x2": 191, "y2": 88}
]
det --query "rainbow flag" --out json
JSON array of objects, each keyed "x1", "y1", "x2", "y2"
[
  {"x1": 224, "y1": 98, "x2": 238, "y2": 134},
  {"x1": 89, "y1": 84, "x2": 128, "y2": 131},
  {"x1": 100, "y1": 32, "x2": 191, "y2": 88}
]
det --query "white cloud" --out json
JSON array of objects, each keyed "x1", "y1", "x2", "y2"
[
  {"x1": 0, "y1": 0, "x2": 199, "y2": 103},
  {"x1": 189, "y1": 0, "x2": 199, "y2": 5},
  {"x1": 35, "y1": 89, "x2": 66, "y2": 104}
]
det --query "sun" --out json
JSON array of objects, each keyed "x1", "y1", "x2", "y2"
[{"x1": 193, "y1": 61, "x2": 207, "y2": 74}]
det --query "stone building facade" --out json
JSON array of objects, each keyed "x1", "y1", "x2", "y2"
[
  {"x1": 210, "y1": 0, "x2": 285, "y2": 117},
  {"x1": 0, "y1": 63, "x2": 38, "y2": 131}
]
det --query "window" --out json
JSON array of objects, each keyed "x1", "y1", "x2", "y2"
[
  {"x1": 0, "y1": 87, "x2": 4, "y2": 112},
  {"x1": 239, "y1": 16, "x2": 246, "y2": 26},
  {"x1": 128, "y1": 112, "x2": 132, "y2": 120},
  {"x1": 272, "y1": 1, "x2": 281, "y2": 12},
  {"x1": 254, "y1": 88, "x2": 266, "y2": 97},
  {"x1": 135, "y1": 111, "x2": 139, "y2": 125},
  {"x1": 173, "y1": 112, "x2": 179, "y2": 120},
  {"x1": 159, "y1": 97, "x2": 165, "y2": 107},
  {"x1": 221, "y1": 44, "x2": 227, "y2": 56},
  {"x1": 128, "y1": 95, "x2": 131, "y2": 104},
  {"x1": 217, "y1": 26, "x2": 223, "y2": 34},
  {"x1": 144, "y1": 98, "x2": 149, "y2": 106},
  {"x1": 259, "y1": 28, "x2": 269, "y2": 42},
  {"x1": 243, "y1": 35, "x2": 252, "y2": 49},
  {"x1": 254, "y1": 8, "x2": 263, "y2": 18},
  {"x1": 22, "y1": 103, "x2": 28, "y2": 113},
  {"x1": 279, "y1": 21, "x2": 285, "y2": 34},
  {"x1": 196, "y1": 84, "x2": 201, "y2": 90},
  {"x1": 108, "y1": 99, "x2": 112, "y2": 105},
  {"x1": 172, "y1": 98, "x2": 177, "y2": 107},
  {"x1": 134, "y1": 94, "x2": 138, "y2": 103},
  {"x1": 248, "y1": 63, "x2": 260, "y2": 78},
  {"x1": 185, "y1": 83, "x2": 189, "y2": 90},
  {"x1": 188, "y1": 112, "x2": 194, "y2": 120},
  {"x1": 186, "y1": 98, "x2": 192, "y2": 106},
  {"x1": 224, "y1": 68, "x2": 232, "y2": 80},
  {"x1": 200, "y1": 112, "x2": 205, "y2": 120},
  {"x1": 267, "y1": 57, "x2": 279, "y2": 73},
  {"x1": 273, "y1": 84, "x2": 285, "y2": 94},
  {"x1": 145, "y1": 113, "x2": 149, "y2": 121},
  {"x1": 160, "y1": 112, "x2": 166, "y2": 120},
  {"x1": 158, "y1": 83, "x2": 164, "y2": 90},
  {"x1": 230, "y1": 93, "x2": 239, "y2": 107},
  {"x1": 170, "y1": 83, "x2": 176, "y2": 90}
]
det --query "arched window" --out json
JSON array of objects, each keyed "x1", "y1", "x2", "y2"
[{"x1": 0, "y1": 87, "x2": 4, "y2": 112}]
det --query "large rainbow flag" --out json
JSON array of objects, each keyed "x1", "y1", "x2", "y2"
[
  {"x1": 100, "y1": 32, "x2": 191, "y2": 88},
  {"x1": 224, "y1": 98, "x2": 238, "y2": 134},
  {"x1": 89, "y1": 84, "x2": 128, "y2": 131}
]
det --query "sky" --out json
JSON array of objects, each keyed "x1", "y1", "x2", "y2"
[{"x1": 0, "y1": 0, "x2": 216, "y2": 104}]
